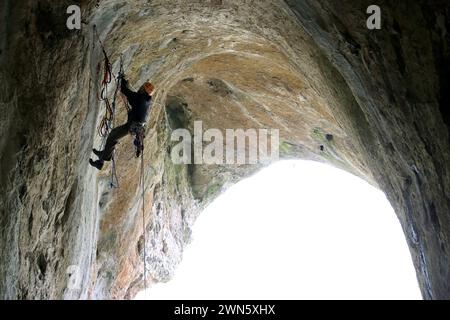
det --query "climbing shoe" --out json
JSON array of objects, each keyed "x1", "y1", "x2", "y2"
[
  {"x1": 89, "y1": 159, "x2": 104, "y2": 170},
  {"x1": 92, "y1": 148, "x2": 103, "y2": 158}
]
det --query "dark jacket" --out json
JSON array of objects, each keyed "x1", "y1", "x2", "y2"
[{"x1": 121, "y1": 79, "x2": 152, "y2": 124}]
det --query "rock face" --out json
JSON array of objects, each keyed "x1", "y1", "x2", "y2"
[{"x1": 0, "y1": 0, "x2": 449, "y2": 299}]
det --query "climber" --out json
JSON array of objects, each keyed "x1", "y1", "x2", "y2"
[{"x1": 89, "y1": 76, "x2": 154, "y2": 170}]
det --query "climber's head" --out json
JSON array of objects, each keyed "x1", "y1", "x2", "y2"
[{"x1": 139, "y1": 81, "x2": 154, "y2": 96}]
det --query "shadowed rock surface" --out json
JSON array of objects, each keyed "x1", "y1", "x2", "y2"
[{"x1": 0, "y1": 0, "x2": 449, "y2": 299}]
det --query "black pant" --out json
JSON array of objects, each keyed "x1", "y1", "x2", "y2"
[{"x1": 100, "y1": 123, "x2": 131, "y2": 161}]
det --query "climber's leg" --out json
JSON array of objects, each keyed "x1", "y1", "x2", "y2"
[
  {"x1": 89, "y1": 123, "x2": 130, "y2": 170},
  {"x1": 100, "y1": 123, "x2": 131, "y2": 161}
]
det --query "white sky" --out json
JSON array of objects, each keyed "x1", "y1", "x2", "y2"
[{"x1": 136, "y1": 160, "x2": 422, "y2": 300}]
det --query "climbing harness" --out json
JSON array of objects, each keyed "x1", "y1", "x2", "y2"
[{"x1": 130, "y1": 122, "x2": 146, "y2": 158}]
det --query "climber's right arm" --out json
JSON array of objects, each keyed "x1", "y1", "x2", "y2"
[{"x1": 121, "y1": 77, "x2": 137, "y2": 102}]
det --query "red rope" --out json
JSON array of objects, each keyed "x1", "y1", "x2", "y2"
[
  {"x1": 94, "y1": 25, "x2": 115, "y2": 138},
  {"x1": 98, "y1": 51, "x2": 114, "y2": 138}
]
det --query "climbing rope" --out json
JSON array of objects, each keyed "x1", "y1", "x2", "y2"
[
  {"x1": 133, "y1": 119, "x2": 147, "y2": 288},
  {"x1": 140, "y1": 144, "x2": 148, "y2": 289}
]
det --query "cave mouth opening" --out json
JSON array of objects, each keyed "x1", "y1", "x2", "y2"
[{"x1": 135, "y1": 160, "x2": 421, "y2": 300}]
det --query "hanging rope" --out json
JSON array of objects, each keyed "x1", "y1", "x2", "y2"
[
  {"x1": 140, "y1": 145, "x2": 148, "y2": 290},
  {"x1": 132, "y1": 114, "x2": 147, "y2": 288}
]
